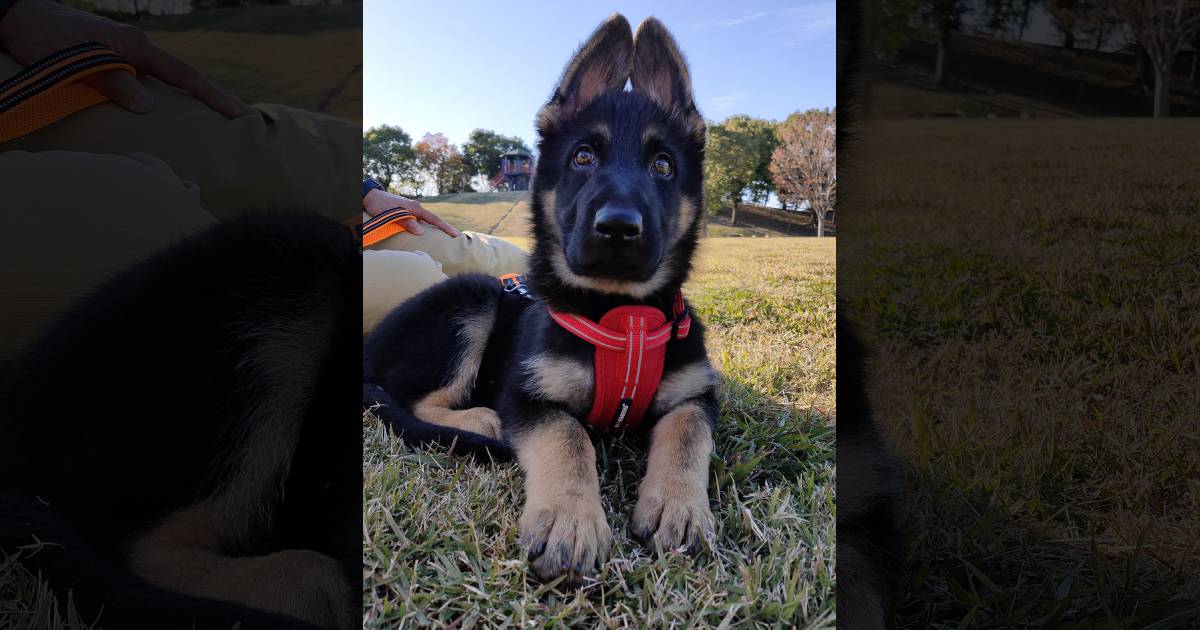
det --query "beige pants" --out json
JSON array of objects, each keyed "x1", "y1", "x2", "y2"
[
  {"x1": 361, "y1": 212, "x2": 528, "y2": 335},
  {"x1": 0, "y1": 53, "x2": 359, "y2": 221},
  {"x1": 0, "y1": 151, "x2": 217, "y2": 368},
  {"x1": 0, "y1": 52, "x2": 358, "y2": 370}
]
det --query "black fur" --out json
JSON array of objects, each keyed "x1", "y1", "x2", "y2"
[
  {"x1": 835, "y1": 0, "x2": 908, "y2": 623},
  {"x1": 0, "y1": 214, "x2": 361, "y2": 628},
  {"x1": 836, "y1": 316, "x2": 905, "y2": 628}
]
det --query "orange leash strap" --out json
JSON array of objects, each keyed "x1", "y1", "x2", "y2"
[
  {"x1": 0, "y1": 43, "x2": 136, "y2": 143},
  {"x1": 361, "y1": 207, "x2": 416, "y2": 247}
]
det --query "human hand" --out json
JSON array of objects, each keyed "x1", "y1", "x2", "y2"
[
  {"x1": 363, "y1": 188, "x2": 461, "y2": 237},
  {"x1": 0, "y1": 0, "x2": 244, "y2": 117}
]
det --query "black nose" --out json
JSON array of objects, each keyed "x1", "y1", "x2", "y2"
[{"x1": 593, "y1": 206, "x2": 643, "y2": 241}]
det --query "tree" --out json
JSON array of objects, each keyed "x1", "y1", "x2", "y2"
[
  {"x1": 872, "y1": 0, "x2": 929, "y2": 59},
  {"x1": 363, "y1": 125, "x2": 416, "y2": 193},
  {"x1": 928, "y1": 0, "x2": 966, "y2": 86},
  {"x1": 870, "y1": 0, "x2": 964, "y2": 86},
  {"x1": 771, "y1": 109, "x2": 836, "y2": 237},
  {"x1": 440, "y1": 153, "x2": 474, "y2": 194},
  {"x1": 1103, "y1": 0, "x2": 1200, "y2": 116},
  {"x1": 414, "y1": 132, "x2": 473, "y2": 195},
  {"x1": 461, "y1": 129, "x2": 531, "y2": 186},
  {"x1": 703, "y1": 116, "x2": 777, "y2": 225},
  {"x1": 981, "y1": 0, "x2": 1038, "y2": 40}
]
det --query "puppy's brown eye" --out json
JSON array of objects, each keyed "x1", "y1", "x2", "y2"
[
  {"x1": 652, "y1": 154, "x2": 673, "y2": 177},
  {"x1": 572, "y1": 146, "x2": 596, "y2": 167}
]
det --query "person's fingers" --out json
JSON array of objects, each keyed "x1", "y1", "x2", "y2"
[
  {"x1": 129, "y1": 43, "x2": 244, "y2": 118},
  {"x1": 418, "y1": 210, "x2": 461, "y2": 238},
  {"x1": 400, "y1": 217, "x2": 425, "y2": 236},
  {"x1": 84, "y1": 69, "x2": 154, "y2": 113}
]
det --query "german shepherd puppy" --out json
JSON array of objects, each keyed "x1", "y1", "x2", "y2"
[
  {"x1": 363, "y1": 14, "x2": 717, "y2": 585},
  {"x1": 0, "y1": 215, "x2": 360, "y2": 629}
]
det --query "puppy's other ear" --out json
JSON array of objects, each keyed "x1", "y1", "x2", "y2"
[
  {"x1": 631, "y1": 17, "x2": 698, "y2": 117},
  {"x1": 539, "y1": 13, "x2": 633, "y2": 131}
]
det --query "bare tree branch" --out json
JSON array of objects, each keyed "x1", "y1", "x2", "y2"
[{"x1": 770, "y1": 109, "x2": 836, "y2": 237}]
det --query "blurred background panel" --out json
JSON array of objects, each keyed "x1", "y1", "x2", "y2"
[{"x1": 68, "y1": 0, "x2": 362, "y2": 123}]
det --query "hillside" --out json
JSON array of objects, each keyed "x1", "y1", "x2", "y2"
[{"x1": 417, "y1": 192, "x2": 808, "y2": 238}]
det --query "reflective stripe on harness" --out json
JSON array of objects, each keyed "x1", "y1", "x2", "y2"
[{"x1": 500, "y1": 275, "x2": 690, "y2": 433}]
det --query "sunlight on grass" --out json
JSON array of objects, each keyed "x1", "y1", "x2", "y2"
[{"x1": 364, "y1": 237, "x2": 836, "y2": 628}]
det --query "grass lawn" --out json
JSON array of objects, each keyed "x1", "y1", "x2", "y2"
[
  {"x1": 416, "y1": 192, "x2": 531, "y2": 237},
  {"x1": 363, "y1": 237, "x2": 837, "y2": 628},
  {"x1": 417, "y1": 192, "x2": 805, "y2": 240},
  {"x1": 841, "y1": 119, "x2": 1200, "y2": 626}
]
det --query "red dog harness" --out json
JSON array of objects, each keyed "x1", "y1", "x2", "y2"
[{"x1": 500, "y1": 275, "x2": 691, "y2": 433}]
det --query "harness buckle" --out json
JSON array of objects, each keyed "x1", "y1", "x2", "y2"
[{"x1": 499, "y1": 273, "x2": 533, "y2": 300}]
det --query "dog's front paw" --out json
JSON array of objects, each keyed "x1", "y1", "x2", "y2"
[
  {"x1": 632, "y1": 481, "x2": 715, "y2": 554},
  {"x1": 519, "y1": 496, "x2": 612, "y2": 586}
]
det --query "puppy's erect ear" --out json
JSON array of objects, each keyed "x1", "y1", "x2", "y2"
[
  {"x1": 539, "y1": 13, "x2": 633, "y2": 131},
  {"x1": 631, "y1": 18, "x2": 698, "y2": 117}
]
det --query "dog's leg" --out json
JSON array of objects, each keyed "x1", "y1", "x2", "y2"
[
  {"x1": 631, "y1": 400, "x2": 717, "y2": 553},
  {"x1": 128, "y1": 304, "x2": 356, "y2": 630},
  {"x1": 413, "y1": 387, "x2": 502, "y2": 440},
  {"x1": 408, "y1": 307, "x2": 502, "y2": 440},
  {"x1": 514, "y1": 413, "x2": 612, "y2": 585},
  {"x1": 127, "y1": 510, "x2": 354, "y2": 630}
]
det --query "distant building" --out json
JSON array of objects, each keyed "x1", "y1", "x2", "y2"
[{"x1": 490, "y1": 149, "x2": 533, "y2": 191}]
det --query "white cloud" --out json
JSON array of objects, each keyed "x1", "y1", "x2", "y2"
[
  {"x1": 694, "y1": 4, "x2": 834, "y2": 45},
  {"x1": 716, "y1": 11, "x2": 769, "y2": 27},
  {"x1": 773, "y1": 4, "x2": 836, "y2": 45},
  {"x1": 694, "y1": 11, "x2": 768, "y2": 29},
  {"x1": 709, "y1": 91, "x2": 749, "y2": 114}
]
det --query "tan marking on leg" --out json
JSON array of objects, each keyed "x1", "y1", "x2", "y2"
[
  {"x1": 631, "y1": 402, "x2": 715, "y2": 552},
  {"x1": 514, "y1": 415, "x2": 612, "y2": 585},
  {"x1": 124, "y1": 303, "x2": 355, "y2": 628},
  {"x1": 652, "y1": 360, "x2": 717, "y2": 415},
  {"x1": 442, "y1": 307, "x2": 497, "y2": 404},
  {"x1": 128, "y1": 513, "x2": 354, "y2": 629},
  {"x1": 522, "y1": 354, "x2": 593, "y2": 415},
  {"x1": 413, "y1": 387, "x2": 502, "y2": 440},
  {"x1": 407, "y1": 306, "x2": 502, "y2": 439}
]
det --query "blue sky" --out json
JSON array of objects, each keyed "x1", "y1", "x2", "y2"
[{"x1": 363, "y1": 0, "x2": 834, "y2": 148}]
